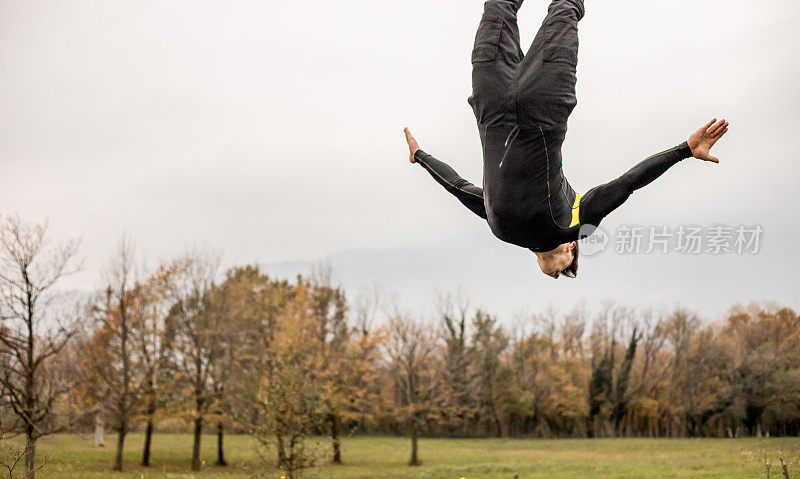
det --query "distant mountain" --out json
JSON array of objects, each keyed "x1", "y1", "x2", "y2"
[{"x1": 260, "y1": 234, "x2": 797, "y2": 322}]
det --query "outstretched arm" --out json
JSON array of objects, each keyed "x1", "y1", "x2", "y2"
[
  {"x1": 404, "y1": 128, "x2": 487, "y2": 220},
  {"x1": 581, "y1": 119, "x2": 729, "y2": 227}
]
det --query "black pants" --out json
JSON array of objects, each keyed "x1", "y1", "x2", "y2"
[{"x1": 468, "y1": 0, "x2": 585, "y2": 131}]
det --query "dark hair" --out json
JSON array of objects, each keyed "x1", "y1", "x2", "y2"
[{"x1": 561, "y1": 244, "x2": 579, "y2": 278}]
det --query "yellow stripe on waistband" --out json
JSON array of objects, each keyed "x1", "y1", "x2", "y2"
[{"x1": 569, "y1": 193, "x2": 582, "y2": 228}]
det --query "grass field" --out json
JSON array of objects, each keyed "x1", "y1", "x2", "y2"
[{"x1": 2, "y1": 433, "x2": 800, "y2": 478}]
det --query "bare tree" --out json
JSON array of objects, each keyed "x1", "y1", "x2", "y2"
[
  {"x1": 628, "y1": 310, "x2": 667, "y2": 437},
  {"x1": 665, "y1": 307, "x2": 701, "y2": 436},
  {"x1": 470, "y1": 311, "x2": 508, "y2": 438},
  {"x1": 610, "y1": 325, "x2": 641, "y2": 436},
  {"x1": 130, "y1": 266, "x2": 173, "y2": 467},
  {"x1": 561, "y1": 304, "x2": 588, "y2": 361},
  {"x1": 435, "y1": 292, "x2": 474, "y2": 437},
  {"x1": 0, "y1": 215, "x2": 81, "y2": 478},
  {"x1": 204, "y1": 271, "x2": 247, "y2": 468},
  {"x1": 346, "y1": 285, "x2": 384, "y2": 436},
  {"x1": 0, "y1": 438, "x2": 50, "y2": 479},
  {"x1": 636, "y1": 310, "x2": 667, "y2": 395},
  {"x1": 306, "y1": 265, "x2": 349, "y2": 465},
  {"x1": 102, "y1": 237, "x2": 138, "y2": 472},
  {"x1": 386, "y1": 314, "x2": 436, "y2": 466},
  {"x1": 79, "y1": 237, "x2": 143, "y2": 471},
  {"x1": 532, "y1": 305, "x2": 560, "y2": 363},
  {"x1": 586, "y1": 303, "x2": 626, "y2": 438},
  {"x1": 165, "y1": 251, "x2": 220, "y2": 471},
  {"x1": 352, "y1": 285, "x2": 381, "y2": 338}
]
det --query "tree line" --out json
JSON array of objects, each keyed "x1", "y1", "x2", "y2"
[{"x1": 1, "y1": 214, "x2": 798, "y2": 478}]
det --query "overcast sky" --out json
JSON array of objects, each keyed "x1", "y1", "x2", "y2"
[{"x1": 1, "y1": 0, "x2": 798, "y2": 323}]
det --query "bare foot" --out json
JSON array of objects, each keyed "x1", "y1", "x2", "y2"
[{"x1": 404, "y1": 127, "x2": 420, "y2": 164}]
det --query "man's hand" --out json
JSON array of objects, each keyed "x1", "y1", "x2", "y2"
[
  {"x1": 688, "y1": 118, "x2": 729, "y2": 163},
  {"x1": 404, "y1": 127, "x2": 420, "y2": 164}
]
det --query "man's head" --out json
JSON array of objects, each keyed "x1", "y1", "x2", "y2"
[{"x1": 535, "y1": 241, "x2": 578, "y2": 279}]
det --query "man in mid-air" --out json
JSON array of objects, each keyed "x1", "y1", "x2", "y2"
[{"x1": 404, "y1": 0, "x2": 729, "y2": 279}]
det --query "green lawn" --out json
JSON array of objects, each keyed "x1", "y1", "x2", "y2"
[{"x1": 2, "y1": 433, "x2": 799, "y2": 478}]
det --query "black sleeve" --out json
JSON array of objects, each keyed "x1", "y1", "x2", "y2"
[
  {"x1": 414, "y1": 149, "x2": 487, "y2": 220},
  {"x1": 580, "y1": 142, "x2": 693, "y2": 227}
]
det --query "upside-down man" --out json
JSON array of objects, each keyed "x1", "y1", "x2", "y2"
[{"x1": 404, "y1": 0, "x2": 728, "y2": 279}]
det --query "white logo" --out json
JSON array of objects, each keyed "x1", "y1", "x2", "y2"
[{"x1": 579, "y1": 224, "x2": 609, "y2": 257}]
